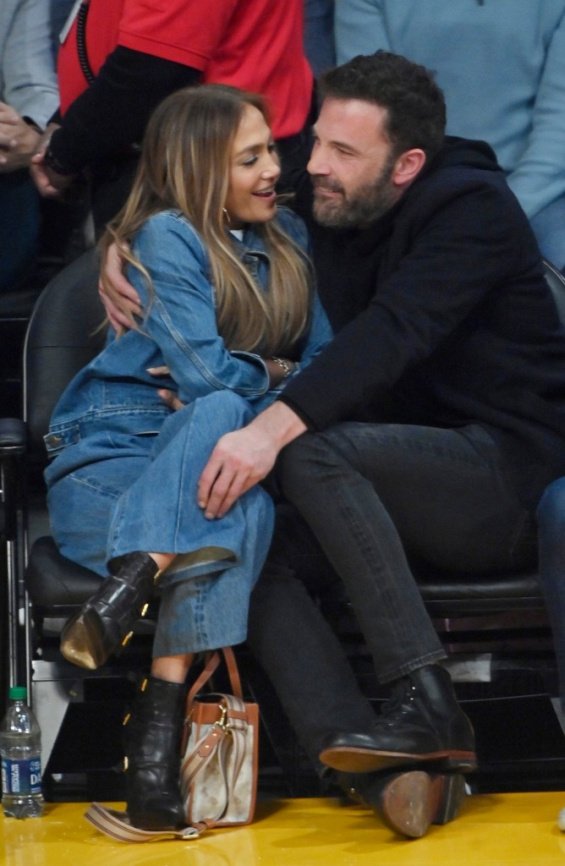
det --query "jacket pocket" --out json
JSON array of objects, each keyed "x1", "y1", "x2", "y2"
[{"x1": 44, "y1": 422, "x2": 80, "y2": 456}]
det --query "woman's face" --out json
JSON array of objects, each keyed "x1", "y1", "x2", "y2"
[{"x1": 224, "y1": 104, "x2": 281, "y2": 228}]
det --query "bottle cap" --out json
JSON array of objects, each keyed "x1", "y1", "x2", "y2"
[{"x1": 8, "y1": 686, "x2": 27, "y2": 701}]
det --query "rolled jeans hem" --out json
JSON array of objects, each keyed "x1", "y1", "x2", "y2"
[
  {"x1": 151, "y1": 629, "x2": 248, "y2": 658},
  {"x1": 377, "y1": 649, "x2": 448, "y2": 685}
]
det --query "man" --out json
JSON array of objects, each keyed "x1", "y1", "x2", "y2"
[
  {"x1": 195, "y1": 49, "x2": 565, "y2": 800},
  {"x1": 103, "y1": 52, "x2": 565, "y2": 836}
]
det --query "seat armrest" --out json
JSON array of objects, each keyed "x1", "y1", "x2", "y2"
[{"x1": 0, "y1": 418, "x2": 27, "y2": 455}]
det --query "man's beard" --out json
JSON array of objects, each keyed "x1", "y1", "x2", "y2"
[{"x1": 312, "y1": 157, "x2": 398, "y2": 229}]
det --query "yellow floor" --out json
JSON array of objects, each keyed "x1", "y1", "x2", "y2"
[{"x1": 2, "y1": 793, "x2": 565, "y2": 866}]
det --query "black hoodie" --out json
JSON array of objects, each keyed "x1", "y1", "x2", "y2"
[{"x1": 281, "y1": 137, "x2": 565, "y2": 508}]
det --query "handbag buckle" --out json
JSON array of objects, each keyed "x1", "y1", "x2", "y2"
[{"x1": 214, "y1": 701, "x2": 230, "y2": 732}]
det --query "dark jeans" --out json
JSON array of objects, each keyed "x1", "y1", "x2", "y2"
[
  {"x1": 247, "y1": 422, "x2": 537, "y2": 768},
  {"x1": 274, "y1": 422, "x2": 537, "y2": 686},
  {"x1": 247, "y1": 504, "x2": 376, "y2": 769}
]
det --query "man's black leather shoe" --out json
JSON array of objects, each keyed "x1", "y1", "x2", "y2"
[{"x1": 320, "y1": 664, "x2": 476, "y2": 773}]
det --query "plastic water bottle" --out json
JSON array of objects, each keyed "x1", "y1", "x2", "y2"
[{"x1": 0, "y1": 686, "x2": 44, "y2": 818}]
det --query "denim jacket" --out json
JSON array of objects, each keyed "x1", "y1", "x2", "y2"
[{"x1": 45, "y1": 207, "x2": 332, "y2": 458}]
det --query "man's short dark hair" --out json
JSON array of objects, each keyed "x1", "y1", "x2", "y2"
[{"x1": 319, "y1": 51, "x2": 446, "y2": 160}]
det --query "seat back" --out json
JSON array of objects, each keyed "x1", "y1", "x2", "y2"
[
  {"x1": 23, "y1": 248, "x2": 105, "y2": 457},
  {"x1": 21, "y1": 247, "x2": 113, "y2": 650}
]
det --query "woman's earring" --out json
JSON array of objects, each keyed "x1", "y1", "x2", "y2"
[{"x1": 222, "y1": 208, "x2": 231, "y2": 225}]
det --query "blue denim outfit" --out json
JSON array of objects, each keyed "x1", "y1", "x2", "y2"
[{"x1": 44, "y1": 207, "x2": 332, "y2": 656}]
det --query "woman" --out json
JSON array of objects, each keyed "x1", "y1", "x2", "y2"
[{"x1": 43, "y1": 84, "x2": 331, "y2": 830}]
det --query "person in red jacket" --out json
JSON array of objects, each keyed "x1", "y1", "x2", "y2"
[{"x1": 31, "y1": 0, "x2": 314, "y2": 230}]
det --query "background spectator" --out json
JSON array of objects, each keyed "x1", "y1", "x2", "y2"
[
  {"x1": 304, "y1": 0, "x2": 336, "y2": 78},
  {"x1": 335, "y1": 0, "x2": 565, "y2": 271},
  {"x1": 31, "y1": 0, "x2": 314, "y2": 233},
  {"x1": 0, "y1": 0, "x2": 65, "y2": 291}
]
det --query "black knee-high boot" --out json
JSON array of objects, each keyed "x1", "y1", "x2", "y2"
[{"x1": 124, "y1": 676, "x2": 186, "y2": 830}]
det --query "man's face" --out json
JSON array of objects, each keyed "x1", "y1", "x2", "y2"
[{"x1": 307, "y1": 97, "x2": 401, "y2": 229}]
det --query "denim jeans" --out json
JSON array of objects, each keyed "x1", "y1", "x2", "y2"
[
  {"x1": 536, "y1": 476, "x2": 565, "y2": 708},
  {"x1": 278, "y1": 421, "x2": 537, "y2": 684},
  {"x1": 46, "y1": 391, "x2": 274, "y2": 655}
]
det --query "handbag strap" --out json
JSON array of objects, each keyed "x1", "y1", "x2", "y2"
[
  {"x1": 223, "y1": 646, "x2": 243, "y2": 697},
  {"x1": 182, "y1": 694, "x2": 248, "y2": 775},
  {"x1": 186, "y1": 647, "x2": 243, "y2": 713},
  {"x1": 219, "y1": 694, "x2": 249, "y2": 797},
  {"x1": 186, "y1": 652, "x2": 222, "y2": 711},
  {"x1": 84, "y1": 802, "x2": 204, "y2": 842}
]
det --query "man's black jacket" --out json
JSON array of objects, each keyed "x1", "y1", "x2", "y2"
[{"x1": 281, "y1": 137, "x2": 565, "y2": 508}]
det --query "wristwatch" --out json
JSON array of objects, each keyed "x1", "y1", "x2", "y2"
[
  {"x1": 43, "y1": 145, "x2": 78, "y2": 177},
  {"x1": 271, "y1": 356, "x2": 293, "y2": 378}
]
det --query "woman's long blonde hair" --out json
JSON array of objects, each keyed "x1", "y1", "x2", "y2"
[{"x1": 99, "y1": 84, "x2": 312, "y2": 356}]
